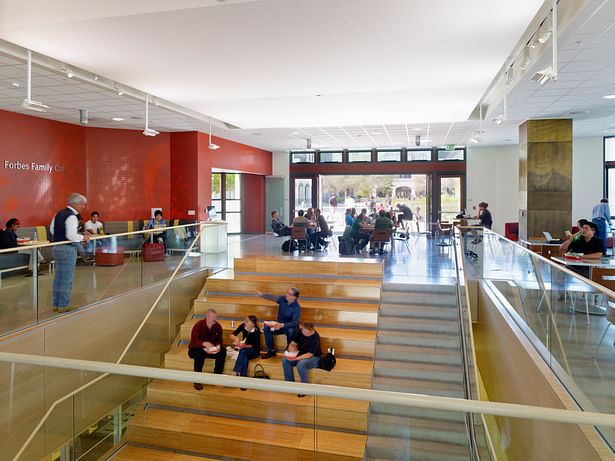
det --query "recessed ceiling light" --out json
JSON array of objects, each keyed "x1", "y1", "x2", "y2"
[
  {"x1": 603, "y1": 95, "x2": 615, "y2": 100},
  {"x1": 67, "y1": 72, "x2": 74, "y2": 78},
  {"x1": 370, "y1": 132, "x2": 383, "y2": 135},
  {"x1": 411, "y1": 127, "x2": 422, "y2": 132},
  {"x1": 252, "y1": 132, "x2": 262, "y2": 136},
  {"x1": 315, "y1": 94, "x2": 322, "y2": 97},
  {"x1": 503, "y1": 138, "x2": 513, "y2": 142},
  {"x1": 11, "y1": 82, "x2": 20, "y2": 88},
  {"x1": 111, "y1": 117, "x2": 124, "y2": 121},
  {"x1": 130, "y1": 116, "x2": 141, "y2": 120}
]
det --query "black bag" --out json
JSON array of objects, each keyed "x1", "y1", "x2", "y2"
[
  {"x1": 339, "y1": 236, "x2": 354, "y2": 255},
  {"x1": 282, "y1": 239, "x2": 299, "y2": 252},
  {"x1": 319, "y1": 352, "x2": 336, "y2": 371},
  {"x1": 253, "y1": 363, "x2": 270, "y2": 379}
]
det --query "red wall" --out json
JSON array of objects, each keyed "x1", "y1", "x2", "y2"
[{"x1": 0, "y1": 110, "x2": 272, "y2": 233}]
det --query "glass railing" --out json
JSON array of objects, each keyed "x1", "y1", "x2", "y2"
[
  {"x1": 458, "y1": 227, "x2": 615, "y2": 451},
  {"x1": 2, "y1": 351, "x2": 615, "y2": 461},
  {"x1": 0, "y1": 222, "x2": 227, "y2": 337}
]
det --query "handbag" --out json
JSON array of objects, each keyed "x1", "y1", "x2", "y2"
[{"x1": 253, "y1": 363, "x2": 270, "y2": 379}]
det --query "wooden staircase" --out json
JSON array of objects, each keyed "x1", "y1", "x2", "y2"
[{"x1": 115, "y1": 255, "x2": 382, "y2": 460}]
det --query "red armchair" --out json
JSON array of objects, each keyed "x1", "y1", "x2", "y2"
[{"x1": 505, "y1": 222, "x2": 519, "y2": 241}]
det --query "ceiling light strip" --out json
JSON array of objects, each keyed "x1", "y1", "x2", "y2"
[{"x1": 552, "y1": 0, "x2": 558, "y2": 81}]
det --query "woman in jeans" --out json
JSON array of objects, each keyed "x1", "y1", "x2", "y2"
[{"x1": 230, "y1": 315, "x2": 261, "y2": 380}]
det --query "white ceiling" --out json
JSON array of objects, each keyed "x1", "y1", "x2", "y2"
[
  {"x1": 0, "y1": 0, "x2": 542, "y2": 140},
  {"x1": 1, "y1": 0, "x2": 614, "y2": 151}
]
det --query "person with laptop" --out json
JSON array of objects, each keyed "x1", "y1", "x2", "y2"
[{"x1": 471, "y1": 202, "x2": 492, "y2": 244}]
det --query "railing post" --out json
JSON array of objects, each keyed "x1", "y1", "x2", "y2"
[{"x1": 113, "y1": 405, "x2": 122, "y2": 445}]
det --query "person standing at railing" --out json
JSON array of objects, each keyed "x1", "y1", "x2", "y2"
[
  {"x1": 592, "y1": 198, "x2": 611, "y2": 255},
  {"x1": 188, "y1": 309, "x2": 227, "y2": 390},
  {"x1": 49, "y1": 193, "x2": 90, "y2": 313},
  {"x1": 256, "y1": 287, "x2": 301, "y2": 359}
]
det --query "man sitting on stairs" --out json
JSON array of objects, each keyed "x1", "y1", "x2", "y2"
[
  {"x1": 188, "y1": 309, "x2": 227, "y2": 390},
  {"x1": 255, "y1": 287, "x2": 301, "y2": 359},
  {"x1": 282, "y1": 322, "x2": 322, "y2": 397}
]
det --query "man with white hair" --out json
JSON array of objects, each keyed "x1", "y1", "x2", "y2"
[{"x1": 50, "y1": 193, "x2": 90, "y2": 313}]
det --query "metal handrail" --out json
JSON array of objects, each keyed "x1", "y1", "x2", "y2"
[
  {"x1": 0, "y1": 220, "x2": 225, "y2": 254},
  {"x1": 2, "y1": 350, "x2": 615, "y2": 427},
  {"x1": 11, "y1": 223, "x2": 207, "y2": 461}
]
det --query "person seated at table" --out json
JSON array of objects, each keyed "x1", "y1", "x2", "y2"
[
  {"x1": 305, "y1": 208, "x2": 315, "y2": 222},
  {"x1": 396, "y1": 203, "x2": 413, "y2": 230},
  {"x1": 145, "y1": 209, "x2": 167, "y2": 251},
  {"x1": 386, "y1": 211, "x2": 397, "y2": 227},
  {"x1": 271, "y1": 210, "x2": 291, "y2": 236},
  {"x1": 560, "y1": 221, "x2": 604, "y2": 258},
  {"x1": 282, "y1": 322, "x2": 322, "y2": 395},
  {"x1": 292, "y1": 210, "x2": 308, "y2": 227},
  {"x1": 256, "y1": 287, "x2": 301, "y2": 359},
  {"x1": 309, "y1": 208, "x2": 331, "y2": 250},
  {"x1": 230, "y1": 315, "x2": 261, "y2": 381},
  {"x1": 351, "y1": 208, "x2": 371, "y2": 252},
  {"x1": 345, "y1": 208, "x2": 355, "y2": 227},
  {"x1": 471, "y1": 201, "x2": 492, "y2": 244},
  {"x1": 84, "y1": 211, "x2": 104, "y2": 254},
  {"x1": 374, "y1": 210, "x2": 394, "y2": 253},
  {"x1": 188, "y1": 309, "x2": 227, "y2": 390},
  {"x1": 0, "y1": 218, "x2": 46, "y2": 276}
]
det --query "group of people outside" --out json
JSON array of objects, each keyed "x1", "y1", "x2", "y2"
[{"x1": 188, "y1": 286, "x2": 322, "y2": 397}]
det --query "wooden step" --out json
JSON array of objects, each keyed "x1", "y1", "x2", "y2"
[
  {"x1": 195, "y1": 294, "x2": 379, "y2": 327},
  {"x1": 164, "y1": 344, "x2": 373, "y2": 388},
  {"x1": 147, "y1": 379, "x2": 368, "y2": 432},
  {"x1": 234, "y1": 272, "x2": 382, "y2": 286},
  {"x1": 181, "y1": 318, "x2": 376, "y2": 358},
  {"x1": 127, "y1": 406, "x2": 366, "y2": 461},
  {"x1": 234, "y1": 255, "x2": 383, "y2": 278},
  {"x1": 205, "y1": 276, "x2": 381, "y2": 301},
  {"x1": 111, "y1": 445, "x2": 214, "y2": 460}
]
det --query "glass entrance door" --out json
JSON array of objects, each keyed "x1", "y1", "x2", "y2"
[
  {"x1": 291, "y1": 175, "x2": 317, "y2": 217},
  {"x1": 437, "y1": 174, "x2": 464, "y2": 222}
]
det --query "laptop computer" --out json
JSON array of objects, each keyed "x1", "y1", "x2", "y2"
[{"x1": 543, "y1": 231, "x2": 564, "y2": 244}]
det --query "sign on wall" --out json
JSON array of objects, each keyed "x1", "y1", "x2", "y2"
[{"x1": 4, "y1": 160, "x2": 66, "y2": 173}]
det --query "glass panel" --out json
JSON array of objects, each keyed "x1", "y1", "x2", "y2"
[
  {"x1": 440, "y1": 176, "x2": 462, "y2": 222},
  {"x1": 0, "y1": 247, "x2": 36, "y2": 334},
  {"x1": 211, "y1": 200, "x2": 222, "y2": 214},
  {"x1": 606, "y1": 137, "x2": 615, "y2": 162},
  {"x1": 608, "y1": 168, "x2": 615, "y2": 204},
  {"x1": 319, "y1": 151, "x2": 343, "y2": 163},
  {"x1": 407, "y1": 149, "x2": 432, "y2": 161},
  {"x1": 294, "y1": 179, "x2": 312, "y2": 211},
  {"x1": 212, "y1": 173, "x2": 222, "y2": 199},
  {"x1": 226, "y1": 213, "x2": 242, "y2": 233},
  {"x1": 437, "y1": 148, "x2": 465, "y2": 161},
  {"x1": 226, "y1": 200, "x2": 241, "y2": 213},
  {"x1": 225, "y1": 174, "x2": 240, "y2": 200},
  {"x1": 348, "y1": 150, "x2": 372, "y2": 162},
  {"x1": 376, "y1": 149, "x2": 401, "y2": 162},
  {"x1": 291, "y1": 151, "x2": 315, "y2": 163}
]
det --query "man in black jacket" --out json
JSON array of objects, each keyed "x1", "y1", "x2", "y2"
[{"x1": 271, "y1": 210, "x2": 291, "y2": 236}]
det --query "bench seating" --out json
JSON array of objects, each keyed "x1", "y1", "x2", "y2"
[
  {"x1": 181, "y1": 317, "x2": 376, "y2": 358},
  {"x1": 195, "y1": 294, "x2": 379, "y2": 327},
  {"x1": 164, "y1": 343, "x2": 374, "y2": 389},
  {"x1": 147, "y1": 379, "x2": 368, "y2": 432},
  {"x1": 234, "y1": 255, "x2": 383, "y2": 278},
  {"x1": 128, "y1": 406, "x2": 366, "y2": 461},
  {"x1": 112, "y1": 446, "x2": 214, "y2": 461},
  {"x1": 205, "y1": 274, "x2": 381, "y2": 301}
]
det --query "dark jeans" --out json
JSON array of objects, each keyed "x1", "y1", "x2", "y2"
[
  {"x1": 275, "y1": 226, "x2": 291, "y2": 236},
  {"x1": 188, "y1": 347, "x2": 227, "y2": 374},
  {"x1": 351, "y1": 231, "x2": 370, "y2": 250},
  {"x1": 264, "y1": 325, "x2": 297, "y2": 351},
  {"x1": 593, "y1": 218, "x2": 608, "y2": 254},
  {"x1": 310, "y1": 231, "x2": 328, "y2": 248},
  {"x1": 233, "y1": 347, "x2": 260, "y2": 376}
]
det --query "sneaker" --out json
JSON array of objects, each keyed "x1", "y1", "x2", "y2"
[
  {"x1": 261, "y1": 350, "x2": 276, "y2": 359},
  {"x1": 297, "y1": 394, "x2": 306, "y2": 398},
  {"x1": 193, "y1": 383, "x2": 203, "y2": 390}
]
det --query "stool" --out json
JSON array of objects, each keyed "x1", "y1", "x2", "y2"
[
  {"x1": 143, "y1": 243, "x2": 165, "y2": 262},
  {"x1": 95, "y1": 246, "x2": 125, "y2": 266}
]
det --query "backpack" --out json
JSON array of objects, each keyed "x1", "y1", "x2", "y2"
[
  {"x1": 281, "y1": 239, "x2": 298, "y2": 251},
  {"x1": 319, "y1": 352, "x2": 336, "y2": 371},
  {"x1": 338, "y1": 236, "x2": 354, "y2": 255}
]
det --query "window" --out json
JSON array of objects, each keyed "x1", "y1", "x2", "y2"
[
  {"x1": 319, "y1": 150, "x2": 343, "y2": 163},
  {"x1": 606, "y1": 137, "x2": 615, "y2": 162},
  {"x1": 376, "y1": 149, "x2": 401, "y2": 162},
  {"x1": 290, "y1": 151, "x2": 315, "y2": 164},
  {"x1": 436, "y1": 148, "x2": 465, "y2": 161},
  {"x1": 347, "y1": 150, "x2": 372, "y2": 163},
  {"x1": 604, "y1": 137, "x2": 615, "y2": 213},
  {"x1": 406, "y1": 149, "x2": 432, "y2": 162}
]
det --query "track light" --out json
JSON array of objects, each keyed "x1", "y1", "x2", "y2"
[
  {"x1": 415, "y1": 135, "x2": 421, "y2": 146},
  {"x1": 307, "y1": 138, "x2": 312, "y2": 149},
  {"x1": 67, "y1": 70, "x2": 74, "y2": 78},
  {"x1": 142, "y1": 95, "x2": 159, "y2": 137},
  {"x1": 21, "y1": 50, "x2": 49, "y2": 112},
  {"x1": 470, "y1": 136, "x2": 480, "y2": 144},
  {"x1": 505, "y1": 69, "x2": 515, "y2": 87},
  {"x1": 531, "y1": 66, "x2": 554, "y2": 85},
  {"x1": 208, "y1": 116, "x2": 220, "y2": 150},
  {"x1": 519, "y1": 48, "x2": 532, "y2": 71},
  {"x1": 79, "y1": 109, "x2": 88, "y2": 125},
  {"x1": 493, "y1": 114, "x2": 505, "y2": 125}
]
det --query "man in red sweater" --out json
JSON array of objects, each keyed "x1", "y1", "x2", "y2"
[{"x1": 188, "y1": 309, "x2": 227, "y2": 390}]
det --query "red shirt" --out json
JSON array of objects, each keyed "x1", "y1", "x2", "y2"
[{"x1": 189, "y1": 319, "x2": 223, "y2": 349}]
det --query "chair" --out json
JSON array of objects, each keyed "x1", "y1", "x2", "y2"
[
  {"x1": 592, "y1": 268, "x2": 615, "y2": 357},
  {"x1": 372, "y1": 228, "x2": 393, "y2": 254},
  {"x1": 505, "y1": 222, "x2": 519, "y2": 241},
  {"x1": 436, "y1": 220, "x2": 452, "y2": 246},
  {"x1": 290, "y1": 226, "x2": 308, "y2": 252}
]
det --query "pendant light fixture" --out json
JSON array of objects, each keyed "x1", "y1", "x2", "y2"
[
  {"x1": 21, "y1": 50, "x2": 49, "y2": 112},
  {"x1": 142, "y1": 95, "x2": 159, "y2": 136},
  {"x1": 208, "y1": 116, "x2": 220, "y2": 150}
]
